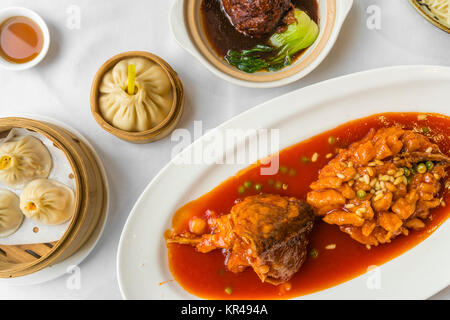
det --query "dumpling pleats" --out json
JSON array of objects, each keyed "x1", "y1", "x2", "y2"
[{"x1": 98, "y1": 57, "x2": 173, "y2": 132}]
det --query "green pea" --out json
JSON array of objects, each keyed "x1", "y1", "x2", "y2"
[
  {"x1": 275, "y1": 181, "x2": 282, "y2": 189},
  {"x1": 268, "y1": 179, "x2": 275, "y2": 186},
  {"x1": 289, "y1": 169, "x2": 297, "y2": 176},
  {"x1": 301, "y1": 156, "x2": 310, "y2": 163},
  {"x1": 238, "y1": 186, "x2": 245, "y2": 194},
  {"x1": 422, "y1": 127, "x2": 430, "y2": 134},
  {"x1": 357, "y1": 190, "x2": 367, "y2": 199},
  {"x1": 310, "y1": 249, "x2": 319, "y2": 258},
  {"x1": 280, "y1": 166, "x2": 288, "y2": 174},
  {"x1": 425, "y1": 161, "x2": 434, "y2": 170},
  {"x1": 403, "y1": 168, "x2": 411, "y2": 177},
  {"x1": 244, "y1": 180, "x2": 252, "y2": 188},
  {"x1": 416, "y1": 163, "x2": 427, "y2": 174},
  {"x1": 328, "y1": 136, "x2": 336, "y2": 144},
  {"x1": 255, "y1": 184, "x2": 262, "y2": 192},
  {"x1": 225, "y1": 286, "x2": 233, "y2": 295}
]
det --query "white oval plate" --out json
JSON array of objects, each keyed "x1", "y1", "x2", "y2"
[
  {"x1": 118, "y1": 65, "x2": 450, "y2": 299},
  {"x1": 169, "y1": 0, "x2": 353, "y2": 88}
]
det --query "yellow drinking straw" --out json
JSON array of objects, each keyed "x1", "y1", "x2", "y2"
[{"x1": 127, "y1": 64, "x2": 136, "y2": 95}]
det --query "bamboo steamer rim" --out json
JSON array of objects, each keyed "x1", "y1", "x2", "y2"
[
  {"x1": 0, "y1": 117, "x2": 107, "y2": 278},
  {"x1": 90, "y1": 51, "x2": 184, "y2": 143},
  {"x1": 185, "y1": 0, "x2": 336, "y2": 83}
]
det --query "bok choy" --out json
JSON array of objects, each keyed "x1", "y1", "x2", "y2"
[{"x1": 225, "y1": 10, "x2": 319, "y2": 73}]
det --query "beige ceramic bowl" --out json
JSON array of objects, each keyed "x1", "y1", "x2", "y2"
[
  {"x1": 169, "y1": 0, "x2": 353, "y2": 88},
  {"x1": 90, "y1": 51, "x2": 184, "y2": 144}
]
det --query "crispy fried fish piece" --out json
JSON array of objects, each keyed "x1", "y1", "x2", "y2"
[{"x1": 167, "y1": 194, "x2": 315, "y2": 285}]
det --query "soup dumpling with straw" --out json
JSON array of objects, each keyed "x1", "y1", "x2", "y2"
[
  {"x1": 0, "y1": 135, "x2": 52, "y2": 188},
  {"x1": 0, "y1": 189, "x2": 24, "y2": 238},
  {"x1": 20, "y1": 179, "x2": 75, "y2": 225},
  {"x1": 98, "y1": 57, "x2": 174, "y2": 132}
]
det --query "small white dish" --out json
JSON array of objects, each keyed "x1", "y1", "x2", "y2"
[
  {"x1": 0, "y1": 7, "x2": 50, "y2": 71},
  {"x1": 169, "y1": 0, "x2": 353, "y2": 88},
  {"x1": 117, "y1": 65, "x2": 450, "y2": 299}
]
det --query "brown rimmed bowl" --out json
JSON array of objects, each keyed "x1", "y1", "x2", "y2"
[
  {"x1": 90, "y1": 51, "x2": 184, "y2": 144},
  {"x1": 0, "y1": 117, "x2": 108, "y2": 278},
  {"x1": 169, "y1": 0, "x2": 353, "y2": 88}
]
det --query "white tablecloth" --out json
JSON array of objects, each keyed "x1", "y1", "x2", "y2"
[{"x1": 0, "y1": 0, "x2": 448, "y2": 299}]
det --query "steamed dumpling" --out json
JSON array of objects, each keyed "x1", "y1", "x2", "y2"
[
  {"x1": 20, "y1": 179, "x2": 75, "y2": 225},
  {"x1": 0, "y1": 135, "x2": 52, "y2": 188},
  {"x1": 0, "y1": 189, "x2": 24, "y2": 238},
  {"x1": 99, "y1": 57, "x2": 173, "y2": 132}
]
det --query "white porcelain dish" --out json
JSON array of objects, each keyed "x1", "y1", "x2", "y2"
[
  {"x1": 117, "y1": 65, "x2": 450, "y2": 299},
  {"x1": 169, "y1": 0, "x2": 353, "y2": 88},
  {"x1": 0, "y1": 115, "x2": 109, "y2": 285},
  {"x1": 0, "y1": 7, "x2": 50, "y2": 71}
]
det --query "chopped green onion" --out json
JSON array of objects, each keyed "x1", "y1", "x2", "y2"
[
  {"x1": 310, "y1": 249, "x2": 319, "y2": 258},
  {"x1": 268, "y1": 179, "x2": 275, "y2": 186},
  {"x1": 289, "y1": 168, "x2": 297, "y2": 176},
  {"x1": 280, "y1": 166, "x2": 288, "y2": 174},
  {"x1": 301, "y1": 156, "x2": 310, "y2": 163},
  {"x1": 244, "y1": 180, "x2": 252, "y2": 188},
  {"x1": 328, "y1": 136, "x2": 336, "y2": 144},
  {"x1": 422, "y1": 127, "x2": 430, "y2": 134},
  {"x1": 238, "y1": 186, "x2": 245, "y2": 194},
  {"x1": 275, "y1": 181, "x2": 282, "y2": 189},
  {"x1": 255, "y1": 184, "x2": 262, "y2": 192}
]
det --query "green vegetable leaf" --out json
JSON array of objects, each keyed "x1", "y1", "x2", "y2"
[
  {"x1": 269, "y1": 9, "x2": 320, "y2": 65},
  {"x1": 224, "y1": 9, "x2": 319, "y2": 73}
]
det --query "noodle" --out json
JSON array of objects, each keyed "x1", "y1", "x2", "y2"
[{"x1": 419, "y1": 0, "x2": 450, "y2": 27}]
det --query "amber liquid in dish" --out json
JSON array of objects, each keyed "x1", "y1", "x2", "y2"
[
  {"x1": 0, "y1": 16, "x2": 44, "y2": 64},
  {"x1": 167, "y1": 113, "x2": 450, "y2": 299}
]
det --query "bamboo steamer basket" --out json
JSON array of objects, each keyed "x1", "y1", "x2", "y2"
[
  {"x1": 90, "y1": 51, "x2": 184, "y2": 144},
  {"x1": 0, "y1": 117, "x2": 108, "y2": 278}
]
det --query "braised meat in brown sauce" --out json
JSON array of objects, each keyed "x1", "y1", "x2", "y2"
[
  {"x1": 307, "y1": 126, "x2": 449, "y2": 248},
  {"x1": 166, "y1": 194, "x2": 314, "y2": 285},
  {"x1": 221, "y1": 0, "x2": 293, "y2": 37}
]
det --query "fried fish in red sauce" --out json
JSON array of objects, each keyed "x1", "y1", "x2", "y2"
[
  {"x1": 307, "y1": 126, "x2": 450, "y2": 247},
  {"x1": 166, "y1": 194, "x2": 314, "y2": 285}
]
